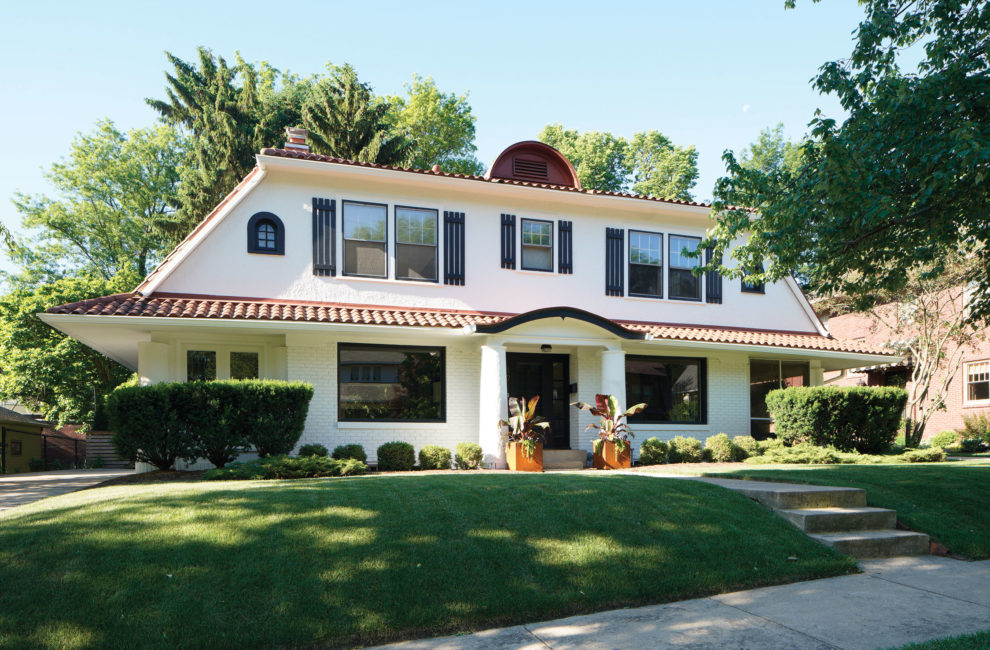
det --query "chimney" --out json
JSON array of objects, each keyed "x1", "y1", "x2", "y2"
[{"x1": 284, "y1": 127, "x2": 309, "y2": 152}]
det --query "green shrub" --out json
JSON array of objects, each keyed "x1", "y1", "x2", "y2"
[
  {"x1": 745, "y1": 442, "x2": 843, "y2": 465},
  {"x1": 106, "y1": 382, "x2": 194, "y2": 470},
  {"x1": 732, "y1": 436, "x2": 759, "y2": 459},
  {"x1": 959, "y1": 413, "x2": 990, "y2": 443},
  {"x1": 332, "y1": 444, "x2": 367, "y2": 462},
  {"x1": 638, "y1": 437, "x2": 669, "y2": 465},
  {"x1": 454, "y1": 442, "x2": 484, "y2": 469},
  {"x1": 668, "y1": 436, "x2": 703, "y2": 463},
  {"x1": 28, "y1": 458, "x2": 44, "y2": 472},
  {"x1": 929, "y1": 430, "x2": 960, "y2": 449},
  {"x1": 180, "y1": 381, "x2": 250, "y2": 468},
  {"x1": 766, "y1": 386, "x2": 907, "y2": 453},
  {"x1": 902, "y1": 448, "x2": 947, "y2": 463},
  {"x1": 704, "y1": 433, "x2": 739, "y2": 463},
  {"x1": 418, "y1": 445, "x2": 452, "y2": 470},
  {"x1": 238, "y1": 381, "x2": 314, "y2": 457},
  {"x1": 298, "y1": 443, "x2": 329, "y2": 457},
  {"x1": 758, "y1": 438, "x2": 785, "y2": 454},
  {"x1": 959, "y1": 438, "x2": 988, "y2": 453},
  {"x1": 377, "y1": 441, "x2": 415, "y2": 471},
  {"x1": 203, "y1": 455, "x2": 367, "y2": 480}
]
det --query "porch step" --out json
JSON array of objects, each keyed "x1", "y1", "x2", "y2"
[
  {"x1": 543, "y1": 449, "x2": 587, "y2": 470},
  {"x1": 777, "y1": 507, "x2": 897, "y2": 533},
  {"x1": 809, "y1": 530, "x2": 930, "y2": 558}
]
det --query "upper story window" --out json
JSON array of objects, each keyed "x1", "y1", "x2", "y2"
[
  {"x1": 247, "y1": 212, "x2": 284, "y2": 255},
  {"x1": 521, "y1": 219, "x2": 553, "y2": 272},
  {"x1": 742, "y1": 264, "x2": 766, "y2": 294},
  {"x1": 669, "y1": 235, "x2": 701, "y2": 301},
  {"x1": 343, "y1": 201, "x2": 388, "y2": 278},
  {"x1": 965, "y1": 360, "x2": 990, "y2": 405},
  {"x1": 629, "y1": 230, "x2": 663, "y2": 298},
  {"x1": 395, "y1": 206, "x2": 438, "y2": 282}
]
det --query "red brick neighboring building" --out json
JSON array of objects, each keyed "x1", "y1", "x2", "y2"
[{"x1": 825, "y1": 309, "x2": 990, "y2": 439}]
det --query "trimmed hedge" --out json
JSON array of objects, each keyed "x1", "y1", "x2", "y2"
[
  {"x1": 668, "y1": 436, "x2": 703, "y2": 463},
  {"x1": 704, "y1": 433, "x2": 738, "y2": 463},
  {"x1": 203, "y1": 455, "x2": 367, "y2": 480},
  {"x1": 766, "y1": 386, "x2": 907, "y2": 454},
  {"x1": 106, "y1": 380, "x2": 314, "y2": 470},
  {"x1": 332, "y1": 444, "x2": 367, "y2": 463},
  {"x1": 377, "y1": 441, "x2": 415, "y2": 471},
  {"x1": 298, "y1": 444, "x2": 329, "y2": 458},
  {"x1": 455, "y1": 442, "x2": 483, "y2": 469},
  {"x1": 639, "y1": 438, "x2": 669, "y2": 465},
  {"x1": 419, "y1": 445, "x2": 452, "y2": 470}
]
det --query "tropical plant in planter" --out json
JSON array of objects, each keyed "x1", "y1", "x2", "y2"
[
  {"x1": 573, "y1": 394, "x2": 647, "y2": 470},
  {"x1": 499, "y1": 395, "x2": 549, "y2": 472}
]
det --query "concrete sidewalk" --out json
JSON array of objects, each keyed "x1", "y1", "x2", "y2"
[
  {"x1": 0, "y1": 468, "x2": 132, "y2": 510},
  {"x1": 381, "y1": 556, "x2": 990, "y2": 649}
]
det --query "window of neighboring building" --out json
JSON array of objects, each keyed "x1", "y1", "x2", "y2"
[
  {"x1": 247, "y1": 212, "x2": 284, "y2": 255},
  {"x1": 965, "y1": 360, "x2": 990, "y2": 405},
  {"x1": 749, "y1": 359, "x2": 809, "y2": 438},
  {"x1": 343, "y1": 201, "x2": 388, "y2": 278},
  {"x1": 187, "y1": 350, "x2": 218, "y2": 381},
  {"x1": 520, "y1": 219, "x2": 553, "y2": 272},
  {"x1": 626, "y1": 356, "x2": 706, "y2": 424},
  {"x1": 9, "y1": 441, "x2": 22, "y2": 456},
  {"x1": 338, "y1": 344, "x2": 445, "y2": 421},
  {"x1": 395, "y1": 206, "x2": 438, "y2": 282},
  {"x1": 669, "y1": 235, "x2": 701, "y2": 300},
  {"x1": 230, "y1": 351, "x2": 260, "y2": 380},
  {"x1": 629, "y1": 231, "x2": 663, "y2": 298}
]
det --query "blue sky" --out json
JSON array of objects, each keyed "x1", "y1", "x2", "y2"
[{"x1": 0, "y1": 0, "x2": 867, "y2": 275}]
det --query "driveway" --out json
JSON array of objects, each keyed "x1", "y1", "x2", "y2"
[{"x1": 0, "y1": 469, "x2": 133, "y2": 510}]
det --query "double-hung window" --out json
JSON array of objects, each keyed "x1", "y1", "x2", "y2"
[
  {"x1": 669, "y1": 235, "x2": 702, "y2": 301},
  {"x1": 965, "y1": 360, "x2": 990, "y2": 405},
  {"x1": 521, "y1": 219, "x2": 553, "y2": 271},
  {"x1": 742, "y1": 263, "x2": 765, "y2": 294},
  {"x1": 395, "y1": 206, "x2": 438, "y2": 282},
  {"x1": 629, "y1": 231, "x2": 663, "y2": 298},
  {"x1": 343, "y1": 201, "x2": 387, "y2": 278}
]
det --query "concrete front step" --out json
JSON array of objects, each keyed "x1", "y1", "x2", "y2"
[
  {"x1": 810, "y1": 530, "x2": 930, "y2": 559},
  {"x1": 543, "y1": 449, "x2": 587, "y2": 470},
  {"x1": 778, "y1": 506, "x2": 898, "y2": 533},
  {"x1": 699, "y1": 478, "x2": 867, "y2": 509}
]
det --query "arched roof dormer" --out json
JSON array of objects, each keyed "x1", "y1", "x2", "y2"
[{"x1": 485, "y1": 141, "x2": 581, "y2": 189}]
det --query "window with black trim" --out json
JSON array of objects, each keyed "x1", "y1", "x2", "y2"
[
  {"x1": 629, "y1": 230, "x2": 663, "y2": 298},
  {"x1": 521, "y1": 219, "x2": 553, "y2": 271},
  {"x1": 247, "y1": 212, "x2": 284, "y2": 255},
  {"x1": 343, "y1": 201, "x2": 387, "y2": 277},
  {"x1": 742, "y1": 264, "x2": 765, "y2": 294},
  {"x1": 626, "y1": 355, "x2": 706, "y2": 424},
  {"x1": 395, "y1": 206, "x2": 438, "y2": 282},
  {"x1": 338, "y1": 344, "x2": 445, "y2": 421},
  {"x1": 10, "y1": 440, "x2": 22, "y2": 456},
  {"x1": 749, "y1": 359, "x2": 809, "y2": 439},
  {"x1": 669, "y1": 235, "x2": 701, "y2": 300},
  {"x1": 187, "y1": 350, "x2": 217, "y2": 381}
]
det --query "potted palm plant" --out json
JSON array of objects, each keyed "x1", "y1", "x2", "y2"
[
  {"x1": 499, "y1": 395, "x2": 549, "y2": 472},
  {"x1": 573, "y1": 394, "x2": 646, "y2": 469}
]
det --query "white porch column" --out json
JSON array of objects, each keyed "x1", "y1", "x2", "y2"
[
  {"x1": 600, "y1": 347, "x2": 626, "y2": 411},
  {"x1": 810, "y1": 360, "x2": 824, "y2": 387},
  {"x1": 479, "y1": 342, "x2": 508, "y2": 469},
  {"x1": 137, "y1": 341, "x2": 169, "y2": 386}
]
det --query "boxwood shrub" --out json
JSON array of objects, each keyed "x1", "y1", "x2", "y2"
[
  {"x1": 638, "y1": 437, "x2": 669, "y2": 465},
  {"x1": 376, "y1": 441, "x2": 415, "y2": 471},
  {"x1": 668, "y1": 436, "x2": 703, "y2": 463},
  {"x1": 765, "y1": 386, "x2": 907, "y2": 454},
  {"x1": 419, "y1": 445, "x2": 452, "y2": 470},
  {"x1": 332, "y1": 444, "x2": 367, "y2": 462},
  {"x1": 298, "y1": 443, "x2": 329, "y2": 457},
  {"x1": 704, "y1": 433, "x2": 738, "y2": 463},
  {"x1": 455, "y1": 442, "x2": 484, "y2": 469},
  {"x1": 929, "y1": 430, "x2": 960, "y2": 449}
]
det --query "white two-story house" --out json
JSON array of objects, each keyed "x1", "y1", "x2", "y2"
[{"x1": 41, "y1": 134, "x2": 896, "y2": 468}]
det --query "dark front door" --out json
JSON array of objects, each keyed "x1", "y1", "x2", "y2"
[{"x1": 506, "y1": 353, "x2": 570, "y2": 449}]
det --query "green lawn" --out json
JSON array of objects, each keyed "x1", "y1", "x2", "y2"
[
  {"x1": 700, "y1": 460, "x2": 990, "y2": 558},
  {"x1": 0, "y1": 473, "x2": 855, "y2": 648},
  {"x1": 890, "y1": 629, "x2": 990, "y2": 649}
]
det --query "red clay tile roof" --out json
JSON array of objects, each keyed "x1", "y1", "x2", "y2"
[{"x1": 48, "y1": 293, "x2": 894, "y2": 356}]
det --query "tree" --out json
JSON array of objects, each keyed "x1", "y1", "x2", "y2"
[
  {"x1": 703, "y1": 0, "x2": 990, "y2": 322},
  {"x1": 10, "y1": 120, "x2": 187, "y2": 282},
  {"x1": 739, "y1": 124, "x2": 803, "y2": 177},
  {"x1": 302, "y1": 64, "x2": 412, "y2": 164},
  {"x1": 388, "y1": 75, "x2": 484, "y2": 174},
  {"x1": 538, "y1": 124, "x2": 630, "y2": 192},
  {"x1": 628, "y1": 131, "x2": 698, "y2": 201},
  {"x1": 0, "y1": 274, "x2": 134, "y2": 426}
]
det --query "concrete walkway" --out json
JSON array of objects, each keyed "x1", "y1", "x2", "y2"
[
  {"x1": 381, "y1": 556, "x2": 990, "y2": 649},
  {"x1": 0, "y1": 468, "x2": 132, "y2": 510}
]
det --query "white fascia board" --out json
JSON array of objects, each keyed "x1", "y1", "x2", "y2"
[
  {"x1": 139, "y1": 166, "x2": 268, "y2": 295},
  {"x1": 257, "y1": 155, "x2": 711, "y2": 218},
  {"x1": 783, "y1": 275, "x2": 831, "y2": 337}
]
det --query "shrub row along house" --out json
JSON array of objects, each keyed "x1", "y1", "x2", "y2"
[{"x1": 41, "y1": 133, "x2": 897, "y2": 468}]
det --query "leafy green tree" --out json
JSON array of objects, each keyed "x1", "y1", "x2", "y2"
[
  {"x1": 628, "y1": 131, "x2": 698, "y2": 201},
  {"x1": 10, "y1": 120, "x2": 187, "y2": 282},
  {"x1": 302, "y1": 64, "x2": 412, "y2": 164},
  {"x1": 739, "y1": 124, "x2": 803, "y2": 177},
  {"x1": 388, "y1": 75, "x2": 484, "y2": 174},
  {"x1": 703, "y1": 0, "x2": 990, "y2": 321},
  {"x1": 539, "y1": 124, "x2": 630, "y2": 192},
  {"x1": 0, "y1": 274, "x2": 134, "y2": 426}
]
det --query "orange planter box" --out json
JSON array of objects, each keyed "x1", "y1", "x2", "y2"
[
  {"x1": 506, "y1": 442, "x2": 543, "y2": 472},
  {"x1": 593, "y1": 440, "x2": 631, "y2": 470}
]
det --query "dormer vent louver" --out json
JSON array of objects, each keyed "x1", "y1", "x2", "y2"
[{"x1": 512, "y1": 157, "x2": 549, "y2": 181}]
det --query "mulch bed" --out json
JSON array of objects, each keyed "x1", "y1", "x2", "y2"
[{"x1": 84, "y1": 470, "x2": 208, "y2": 489}]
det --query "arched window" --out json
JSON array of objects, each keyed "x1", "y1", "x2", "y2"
[{"x1": 247, "y1": 212, "x2": 284, "y2": 255}]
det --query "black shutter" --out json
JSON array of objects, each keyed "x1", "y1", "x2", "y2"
[
  {"x1": 558, "y1": 220, "x2": 573, "y2": 274},
  {"x1": 444, "y1": 211, "x2": 466, "y2": 285},
  {"x1": 312, "y1": 198, "x2": 336, "y2": 277},
  {"x1": 705, "y1": 246, "x2": 722, "y2": 304},
  {"x1": 605, "y1": 227, "x2": 624, "y2": 296},
  {"x1": 500, "y1": 213, "x2": 516, "y2": 269}
]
